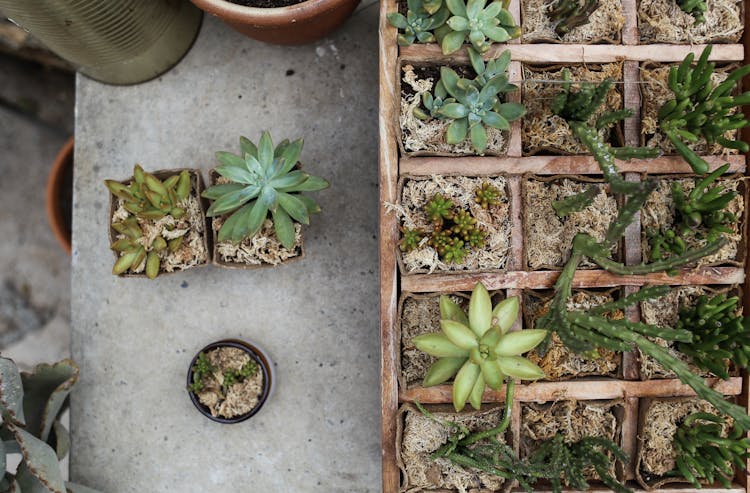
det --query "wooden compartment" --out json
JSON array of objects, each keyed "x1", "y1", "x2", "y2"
[{"x1": 379, "y1": 0, "x2": 749, "y2": 491}]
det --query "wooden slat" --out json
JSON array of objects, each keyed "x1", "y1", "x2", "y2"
[
  {"x1": 379, "y1": 0, "x2": 400, "y2": 491},
  {"x1": 621, "y1": 0, "x2": 639, "y2": 45},
  {"x1": 400, "y1": 43, "x2": 745, "y2": 64},
  {"x1": 401, "y1": 267, "x2": 745, "y2": 292},
  {"x1": 622, "y1": 397, "x2": 639, "y2": 480},
  {"x1": 400, "y1": 377, "x2": 743, "y2": 403},
  {"x1": 399, "y1": 154, "x2": 746, "y2": 176},
  {"x1": 508, "y1": 176, "x2": 524, "y2": 271}
]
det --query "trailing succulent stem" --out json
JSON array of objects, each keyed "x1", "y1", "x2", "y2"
[
  {"x1": 672, "y1": 412, "x2": 750, "y2": 488},
  {"x1": 551, "y1": 185, "x2": 597, "y2": 217},
  {"x1": 415, "y1": 381, "x2": 630, "y2": 493},
  {"x1": 412, "y1": 282, "x2": 546, "y2": 411},
  {"x1": 660, "y1": 46, "x2": 750, "y2": 174},
  {"x1": 677, "y1": 0, "x2": 707, "y2": 24},
  {"x1": 677, "y1": 293, "x2": 750, "y2": 379},
  {"x1": 202, "y1": 132, "x2": 329, "y2": 248},
  {"x1": 547, "y1": 0, "x2": 599, "y2": 37}
]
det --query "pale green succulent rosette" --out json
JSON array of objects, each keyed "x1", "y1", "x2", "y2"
[{"x1": 412, "y1": 282, "x2": 547, "y2": 411}]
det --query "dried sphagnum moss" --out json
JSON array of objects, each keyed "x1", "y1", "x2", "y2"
[
  {"x1": 640, "y1": 177, "x2": 744, "y2": 267},
  {"x1": 111, "y1": 174, "x2": 208, "y2": 274},
  {"x1": 522, "y1": 0, "x2": 624, "y2": 43},
  {"x1": 525, "y1": 291, "x2": 622, "y2": 379},
  {"x1": 400, "y1": 404, "x2": 508, "y2": 493},
  {"x1": 395, "y1": 176, "x2": 511, "y2": 273},
  {"x1": 640, "y1": 64, "x2": 738, "y2": 154},
  {"x1": 525, "y1": 178, "x2": 618, "y2": 269},
  {"x1": 195, "y1": 347, "x2": 264, "y2": 419},
  {"x1": 522, "y1": 63, "x2": 623, "y2": 155},
  {"x1": 638, "y1": 398, "x2": 728, "y2": 478},
  {"x1": 638, "y1": 0, "x2": 743, "y2": 44},
  {"x1": 400, "y1": 65, "x2": 509, "y2": 155}
]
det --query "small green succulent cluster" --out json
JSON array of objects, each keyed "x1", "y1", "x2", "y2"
[
  {"x1": 189, "y1": 352, "x2": 214, "y2": 393},
  {"x1": 222, "y1": 360, "x2": 258, "y2": 391},
  {"x1": 672, "y1": 412, "x2": 750, "y2": 488},
  {"x1": 413, "y1": 282, "x2": 546, "y2": 411},
  {"x1": 190, "y1": 352, "x2": 259, "y2": 394},
  {"x1": 677, "y1": 0, "x2": 707, "y2": 24},
  {"x1": 474, "y1": 182, "x2": 502, "y2": 209},
  {"x1": 202, "y1": 132, "x2": 329, "y2": 248},
  {"x1": 659, "y1": 46, "x2": 750, "y2": 174},
  {"x1": 648, "y1": 163, "x2": 737, "y2": 261},
  {"x1": 401, "y1": 192, "x2": 489, "y2": 263},
  {"x1": 106, "y1": 165, "x2": 191, "y2": 279},
  {"x1": 414, "y1": 50, "x2": 525, "y2": 154},
  {"x1": 387, "y1": 0, "x2": 449, "y2": 46},
  {"x1": 677, "y1": 293, "x2": 750, "y2": 380},
  {"x1": 388, "y1": 0, "x2": 520, "y2": 54},
  {"x1": 0, "y1": 357, "x2": 102, "y2": 493},
  {"x1": 547, "y1": 0, "x2": 599, "y2": 37}
]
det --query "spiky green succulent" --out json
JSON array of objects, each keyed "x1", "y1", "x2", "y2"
[
  {"x1": 387, "y1": 0, "x2": 450, "y2": 45},
  {"x1": 424, "y1": 193, "x2": 456, "y2": 224},
  {"x1": 672, "y1": 412, "x2": 750, "y2": 488},
  {"x1": 202, "y1": 132, "x2": 329, "y2": 248},
  {"x1": 0, "y1": 357, "x2": 102, "y2": 493},
  {"x1": 413, "y1": 283, "x2": 546, "y2": 411},
  {"x1": 474, "y1": 182, "x2": 502, "y2": 209},
  {"x1": 552, "y1": 185, "x2": 597, "y2": 218},
  {"x1": 441, "y1": 0, "x2": 520, "y2": 54},
  {"x1": 547, "y1": 0, "x2": 599, "y2": 36},
  {"x1": 436, "y1": 62, "x2": 525, "y2": 154},
  {"x1": 451, "y1": 209, "x2": 478, "y2": 238},
  {"x1": 677, "y1": 0, "x2": 707, "y2": 24},
  {"x1": 677, "y1": 294, "x2": 750, "y2": 380},
  {"x1": 660, "y1": 46, "x2": 750, "y2": 174},
  {"x1": 399, "y1": 226, "x2": 425, "y2": 252},
  {"x1": 105, "y1": 165, "x2": 190, "y2": 221}
]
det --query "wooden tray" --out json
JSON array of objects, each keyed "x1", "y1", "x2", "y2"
[{"x1": 378, "y1": 0, "x2": 750, "y2": 492}]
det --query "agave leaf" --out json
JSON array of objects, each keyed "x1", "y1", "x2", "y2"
[
  {"x1": 296, "y1": 195, "x2": 322, "y2": 214},
  {"x1": 277, "y1": 192, "x2": 310, "y2": 225},
  {"x1": 215, "y1": 164, "x2": 255, "y2": 185},
  {"x1": 257, "y1": 131, "x2": 274, "y2": 171},
  {"x1": 494, "y1": 329, "x2": 547, "y2": 356},
  {"x1": 215, "y1": 151, "x2": 246, "y2": 170},
  {"x1": 270, "y1": 170, "x2": 309, "y2": 190},
  {"x1": 497, "y1": 356, "x2": 545, "y2": 380},
  {"x1": 21, "y1": 360, "x2": 77, "y2": 442},
  {"x1": 423, "y1": 357, "x2": 466, "y2": 386},
  {"x1": 278, "y1": 139, "x2": 304, "y2": 176},
  {"x1": 480, "y1": 358, "x2": 505, "y2": 390},
  {"x1": 271, "y1": 206, "x2": 296, "y2": 249},
  {"x1": 11, "y1": 426, "x2": 66, "y2": 493},
  {"x1": 439, "y1": 296, "x2": 470, "y2": 326},
  {"x1": 217, "y1": 203, "x2": 252, "y2": 243},
  {"x1": 239, "y1": 136, "x2": 258, "y2": 159},
  {"x1": 274, "y1": 139, "x2": 290, "y2": 158},
  {"x1": 257, "y1": 185, "x2": 279, "y2": 211},
  {"x1": 468, "y1": 372, "x2": 485, "y2": 410},
  {"x1": 202, "y1": 183, "x2": 245, "y2": 200},
  {"x1": 232, "y1": 200, "x2": 269, "y2": 243},
  {"x1": 468, "y1": 283, "x2": 492, "y2": 337},
  {"x1": 492, "y1": 296, "x2": 518, "y2": 334},
  {"x1": 453, "y1": 361, "x2": 480, "y2": 411},
  {"x1": 413, "y1": 333, "x2": 468, "y2": 358},
  {"x1": 205, "y1": 186, "x2": 259, "y2": 217},
  {"x1": 441, "y1": 320, "x2": 479, "y2": 350},
  {"x1": 288, "y1": 175, "x2": 330, "y2": 192}
]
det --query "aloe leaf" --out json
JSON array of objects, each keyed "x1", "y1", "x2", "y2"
[{"x1": 11, "y1": 426, "x2": 66, "y2": 493}]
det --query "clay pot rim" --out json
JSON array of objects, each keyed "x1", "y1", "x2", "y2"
[
  {"x1": 46, "y1": 137, "x2": 74, "y2": 255},
  {"x1": 191, "y1": 0, "x2": 348, "y2": 21},
  {"x1": 187, "y1": 338, "x2": 274, "y2": 424}
]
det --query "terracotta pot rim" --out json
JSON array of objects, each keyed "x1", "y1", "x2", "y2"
[
  {"x1": 46, "y1": 137, "x2": 74, "y2": 255},
  {"x1": 191, "y1": 0, "x2": 351, "y2": 20}
]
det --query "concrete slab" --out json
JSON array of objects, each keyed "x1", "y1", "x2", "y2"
[{"x1": 71, "y1": 7, "x2": 380, "y2": 493}]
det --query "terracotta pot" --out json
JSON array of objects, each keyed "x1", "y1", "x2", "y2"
[
  {"x1": 46, "y1": 137, "x2": 73, "y2": 255},
  {"x1": 187, "y1": 339, "x2": 274, "y2": 424},
  {"x1": 190, "y1": 0, "x2": 360, "y2": 45}
]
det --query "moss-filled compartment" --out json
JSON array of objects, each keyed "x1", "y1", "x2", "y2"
[
  {"x1": 640, "y1": 63, "x2": 740, "y2": 155},
  {"x1": 521, "y1": 63, "x2": 623, "y2": 155},
  {"x1": 640, "y1": 176, "x2": 745, "y2": 268},
  {"x1": 521, "y1": 0, "x2": 624, "y2": 43},
  {"x1": 394, "y1": 175, "x2": 512, "y2": 274},
  {"x1": 524, "y1": 289, "x2": 623, "y2": 380},
  {"x1": 638, "y1": 0, "x2": 743, "y2": 44},
  {"x1": 636, "y1": 397, "x2": 732, "y2": 488},
  {"x1": 398, "y1": 403, "x2": 511, "y2": 492},
  {"x1": 523, "y1": 175, "x2": 618, "y2": 270},
  {"x1": 520, "y1": 400, "x2": 623, "y2": 480},
  {"x1": 399, "y1": 64, "x2": 510, "y2": 156},
  {"x1": 639, "y1": 285, "x2": 740, "y2": 379}
]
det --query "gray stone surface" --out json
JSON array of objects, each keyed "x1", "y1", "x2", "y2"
[{"x1": 71, "y1": 7, "x2": 380, "y2": 493}]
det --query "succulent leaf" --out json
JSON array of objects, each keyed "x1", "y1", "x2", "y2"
[
  {"x1": 453, "y1": 360, "x2": 481, "y2": 411},
  {"x1": 441, "y1": 320, "x2": 480, "y2": 350},
  {"x1": 271, "y1": 206, "x2": 296, "y2": 249},
  {"x1": 494, "y1": 329, "x2": 547, "y2": 356},
  {"x1": 469, "y1": 372, "x2": 485, "y2": 410},
  {"x1": 20, "y1": 361, "x2": 77, "y2": 442},
  {"x1": 423, "y1": 357, "x2": 467, "y2": 386},
  {"x1": 496, "y1": 356, "x2": 545, "y2": 380},
  {"x1": 413, "y1": 333, "x2": 469, "y2": 358},
  {"x1": 491, "y1": 296, "x2": 518, "y2": 334},
  {"x1": 0, "y1": 358, "x2": 25, "y2": 426},
  {"x1": 439, "y1": 295, "x2": 470, "y2": 326},
  {"x1": 11, "y1": 426, "x2": 66, "y2": 493}
]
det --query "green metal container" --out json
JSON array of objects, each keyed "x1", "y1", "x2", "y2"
[{"x1": 0, "y1": 0, "x2": 202, "y2": 85}]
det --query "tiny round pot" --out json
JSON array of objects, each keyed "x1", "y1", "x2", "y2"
[
  {"x1": 187, "y1": 339, "x2": 274, "y2": 423},
  {"x1": 46, "y1": 137, "x2": 74, "y2": 255},
  {"x1": 189, "y1": 0, "x2": 360, "y2": 45}
]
